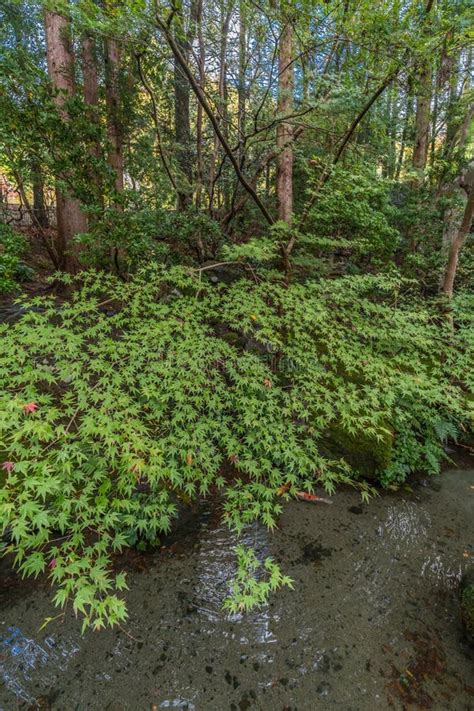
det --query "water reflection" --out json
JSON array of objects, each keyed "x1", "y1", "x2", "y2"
[
  {"x1": 192, "y1": 519, "x2": 279, "y2": 645},
  {"x1": 0, "y1": 468, "x2": 472, "y2": 709},
  {"x1": 421, "y1": 554, "x2": 462, "y2": 589},
  {"x1": 0, "y1": 626, "x2": 79, "y2": 705},
  {"x1": 379, "y1": 501, "x2": 431, "y2": 546},
  {"x1": 159, "y1": 699, "x2": 196, "y2": 709}
]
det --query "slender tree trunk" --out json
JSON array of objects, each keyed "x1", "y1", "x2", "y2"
[
  {"x1": 136, "y1": 53, "x2": 178, "y2": 196},
  {"x1": 174, "y1": 0, "x2": 193, "y2": 210},
  {"x1": 31, "y1": 160, "x2": 49, "y2": 229},
  {"x1": 158, "y1": 15, "x2": 273, "y2": 224},
  {"x1": 445, "y1": 52, "x2": 473, "y2": 154},
  {"x1": 383, "y1": 84, "x2": 398, "y2": 178},
  {"x1": 277, "y1": 17, "x2": 293, "y2": 223},
  {"x1": 445, "y1": 50, "x2": 460, "y2": 147},
  {"x1": 209, "y1": 0, "x2": 232, "y2": 214},
  {"x1": 44, "y1": 8, "x2": 88, "y2": 272},
  {"x1": 395, "y1": 89, "x2": 413, "y2": 180},
  {"x1": 429, "y1": 72, "x2": 438, "y2": 167},
  {"x1": 217, "y1": 4, "x2": 231, "y2": 138},
  {"x1": 105, "y1": 36, "x2": 124, "y2": 194},
  {"x1": 439, "y1": 184, "x2": 463, "y2": 287},
  {"x1": 442, "y1": 186, "x2": 474, "y2": 298},
  {"x1": 5, "y1": 148, "x2": 58, "y2": 266},
  {"x1": 412, "y1": 62, "x2": 432, "y2": 173},
  {"x1": 237, "y1": 0, "x2": 247, "y2": 166},
  {"x1": 195, "y1": 0, "x2": 205, "y2": 208}
]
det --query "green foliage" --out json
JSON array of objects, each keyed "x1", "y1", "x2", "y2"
[
  {"x1": 220, "y1": 271, "x2": 470, "y2": 488},
  {"x1": 0, "y1": 267, "x2": 470, "y2": 629},
  {"x1": 303, "y1": 166, "x2": 400, "y2": 272},
  {"x1": 0, "y1": 43, "x2": 105, "y2": 210},
  {"x1": 156, "y1": 210, "x2": 224, "y2": 263},
  {"x1": 222, "y1": 234, "x2": 279, "y2": 263},
  {"x1": 450, "y1": 291, "x2": 474, "y2": 421},
  {"x1": 77, "y1": 200, "x2": 170, "y2": 272},
  {"x1": 0, "y1": 268, "x2": 324, "y2": 630},
  {"x1": 392, "y1": 183, "x2": 446, "y2": 287},
  {"x1": 0, "y1": 224, "x2": 27, "y2": 294},
  {"x1": 450, "y1": 238, "x2": 474, "y2": 296},
  {"x1": 78, "y1": 207, "x2": 225, "y2": 272}
]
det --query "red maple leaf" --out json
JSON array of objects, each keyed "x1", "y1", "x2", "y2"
[
  {"x1": 23, "y1": 402, "x2": 39, "y2": 414},
  {"x1": 1, "y1": 461, "x2": 14, "y2": 473}
]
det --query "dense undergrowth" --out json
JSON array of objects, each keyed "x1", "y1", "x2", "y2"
[
  {"x1": 0, "y1": 265, "x2": 472, "y2": 629},
  {"x1": 0, "y1": 223, "x2": 27, "y2": 294},
  {"x1": 1, "y1": 0, "x2": 473, "y2": 639}
]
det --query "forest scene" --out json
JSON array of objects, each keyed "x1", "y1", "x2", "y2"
[{"x1": 0, "y1": 0, "x2": 473, "y2": 708}]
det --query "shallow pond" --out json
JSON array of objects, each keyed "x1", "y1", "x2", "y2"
[{"x1": 1, "y1": 457, "x2": 473, "y2": 710}]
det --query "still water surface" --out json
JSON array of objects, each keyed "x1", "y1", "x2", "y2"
[{"x1": 1, "y1": 461, "x2": 473, "y2": 710}]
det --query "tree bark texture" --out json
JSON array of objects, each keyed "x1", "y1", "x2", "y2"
[
  {"x1": 277, "y1": 18, "x2": 294, "y2": 223},
  {"x1": 105, "y1": 36, "x2": 124, "y2": 193},
  {"x1": 44, "y1": 8, "x2": 88, "y2": 271}
]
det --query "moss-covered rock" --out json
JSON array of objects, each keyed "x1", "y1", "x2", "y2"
[
  {"x1": 460, "y1": 568, "x2": 474, "y2": 645},
  {"x1": 322, "y1": 424, "x2": 394, "y2": 479}
]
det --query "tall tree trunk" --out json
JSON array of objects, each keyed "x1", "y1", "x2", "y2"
[
  {"x1": 412, "y1": 62, "x2": 432, "y2": 173},
  {"x1": 44, "y1": 8, "x2": 88, "y2": 272},
  {"x1": 174, "y1": 1, "x2": 193, "y2": 211},
  {"x1": 237, "y1": 0, "x2": 247, "y2": 167},
  {"x1": 195, "y1": 0, "x2": 205, "y2": 208},
  {"x1": 277, "y1": 17, "x2": 293, "y2": 223},
  {"x1": 209, "y1": 0, "x2": 232, "y2": 214},
  {"x1": 82, "y1": 35, "x2": 99, "y2": 108},
  {"x1": 81, "y1": 34, "x2": 103, "y2": 204},
  {"x1": 383, "y1": 84, "x2": 397, "y2": 178},
  {"x1": 445, "y1": 49, "x2": 460, "y2": 147},
  {"x1": 441, "y1": 185, "x2": 474, "y2": 298},
  {"x1": 429, "y1": 70, "x2": 438, "y2": 167},
  {"x1": 105, "y1": 37, "x2": 124, "y2": 194},
  {"x1": 440, "y1": 183, "x2": 464, "y2": 286}
]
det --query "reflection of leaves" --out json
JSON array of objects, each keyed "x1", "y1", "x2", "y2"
[{"x1": 224, "y1": 546, "x2": 294, "y2": 614}]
